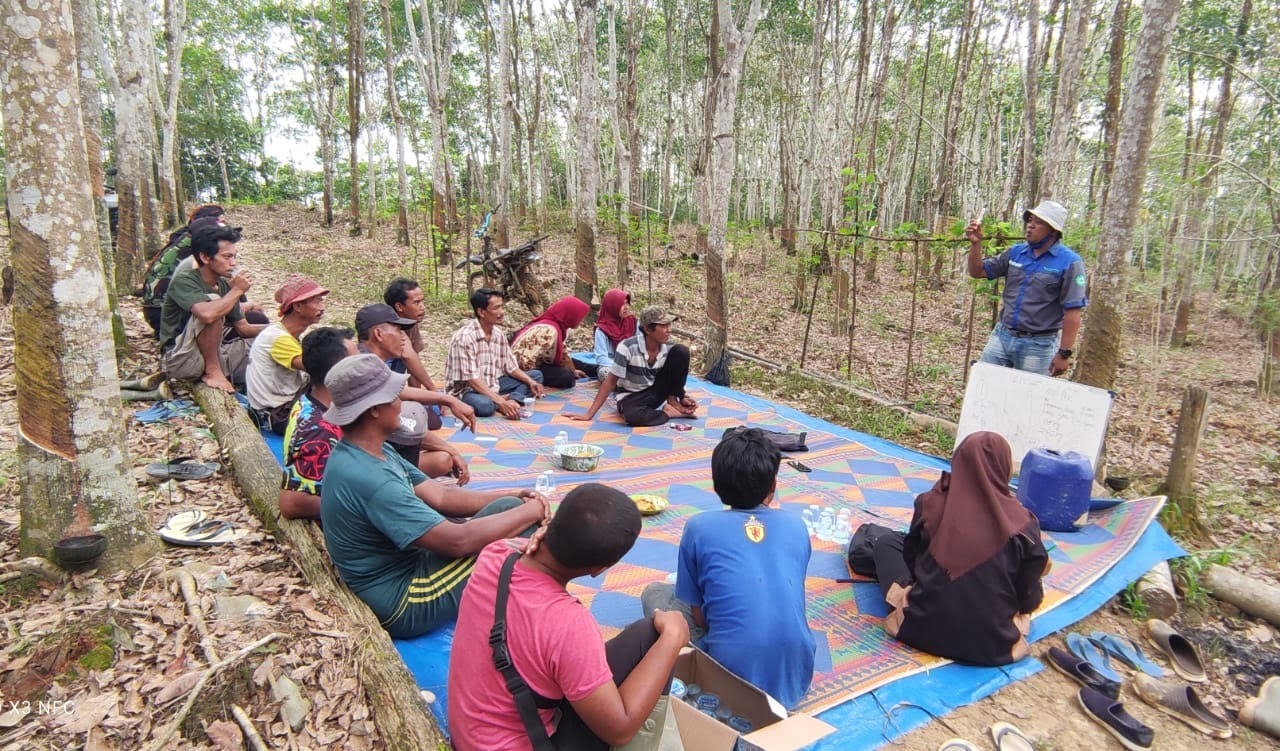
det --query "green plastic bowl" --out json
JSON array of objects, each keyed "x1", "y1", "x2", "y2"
[{"x1": 556, "y1": 443, "x2": 604, "y2": 472}]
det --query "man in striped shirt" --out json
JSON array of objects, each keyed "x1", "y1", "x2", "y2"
[
  {"x1": 567, "y1": 305, "x2": 698, "y2": 427},
  {"x1": 445, "y1": 288, "x2": 546, "y2": 419}
]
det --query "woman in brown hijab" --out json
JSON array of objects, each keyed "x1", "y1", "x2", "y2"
[{"x1": 864, "y1": 431, "x2": 1050, "y2": 665}]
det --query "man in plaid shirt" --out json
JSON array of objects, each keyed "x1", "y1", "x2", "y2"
[{"x1": 446, "y1": 288, "x2": 545, "y2": 419}]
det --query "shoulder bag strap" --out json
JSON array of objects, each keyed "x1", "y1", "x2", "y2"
[{"x1": 491, "y1": 551, "x2": 559, "y2": 751}]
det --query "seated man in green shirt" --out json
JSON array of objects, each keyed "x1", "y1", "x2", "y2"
[
  {"x1": 158, "y1": 223, "x2": 266, "y2": 392},
  {"x1": 319, "y1": 354, "x2": 550, "y2": 638}
]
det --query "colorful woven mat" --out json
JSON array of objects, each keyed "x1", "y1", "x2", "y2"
[{"x1": 445, "y1": 377, "x2": 1164, "y2": 713}]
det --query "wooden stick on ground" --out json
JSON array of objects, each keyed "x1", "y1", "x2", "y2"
[
  {"x1": 175, "y1": 569, "x2": 220, "y2": 664},
  {"x1": 0, "y1": 556, "x2": 65, "y2": 582},
  {"x1": 231, "y1": 704, "x2": 269, "y2": 751},
  {"x1": 191, "y1": 384, "x2": 446, "y2": 749},
  {"x1": 1204, "y1": 564, "x2": 1280, "y2": 628},
  {"x1": 144, "y1": 632, "x2": 283, "y2": 751}
]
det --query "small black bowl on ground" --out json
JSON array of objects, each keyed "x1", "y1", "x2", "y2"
[
  {"x1": 1104, "y1": 476, "x2": 1132, "y2": 492},
  {"x1": 53, "y1": 534, "x2": 108, "y2": 567}
]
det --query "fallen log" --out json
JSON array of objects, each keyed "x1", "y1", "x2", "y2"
[
  {"x1": 1135, "y1": 561, "x2": 1178, "y2": 619},
  {"x1": 191, "y1": 385, "x2": 446, "y2": 749},
  {"x1": 1203, "y1": 564, "x2": 1280, "y2": 629}
]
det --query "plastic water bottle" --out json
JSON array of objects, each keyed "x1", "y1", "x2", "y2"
[
  {"x1": 535, "y1": 470, "x2": 555, "y2": 496},
  {"x1": 695, "y1": 692, "x2": 720, "y2": 713},
  {"x1": 817, "y1": 509, "x2": 835, "y2": 542},
  {"x1": 801, "y1": 507, "x2": 816, "y2": 535},
  {"x1": 834, "y1": 508, "x2": 853, "y2": 545}
]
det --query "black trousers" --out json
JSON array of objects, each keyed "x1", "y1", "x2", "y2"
[
  {"x1": 539, "y1": 363, "x2": 579, "y2": 389},
  {"x1": 869, "y1": 531, "x2": 912, "y2": 601},
  {"x1": 550, "y1": 618, "x2": 671, "y2": 750},
  {"x1": 617, "y1": 344, "x2": 691, "y2": 427}
]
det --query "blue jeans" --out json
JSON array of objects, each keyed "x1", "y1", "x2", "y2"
[
  {"x1": 459, "y1": 371, "x2": 543, "y2": 417},
  {"x1": 978, "y1": 324, "x2": 1059, "y2": 375}
]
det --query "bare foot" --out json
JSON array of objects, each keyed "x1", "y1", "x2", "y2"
[
  {"x1": 666, "y1": 396, "x2": 698, "y2": 418},
  {"x1": 202, "y1": 372, "x2": 236, "y2": 393},
  {"x1": 661, "y1": 402, "x2": 687, "y2": 419}
]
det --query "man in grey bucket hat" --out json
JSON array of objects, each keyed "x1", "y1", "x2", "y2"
[
  {"x1": 965, "y1": 200, "x2": 1087, "y2": 376},
  {"x1": 318, "y1": 354, "x2": 550, "y2": 638}
]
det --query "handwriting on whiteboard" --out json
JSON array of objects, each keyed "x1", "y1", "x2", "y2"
[{"x1": 956, "y1": 362, "x2": 1113, "y2": 472}]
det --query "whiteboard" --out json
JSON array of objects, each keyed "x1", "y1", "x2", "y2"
[{"x1": 956, "y1": 361, "x2": 1114, "y2": 472}]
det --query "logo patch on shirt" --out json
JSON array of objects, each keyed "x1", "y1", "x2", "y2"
[
  {"x1": 744, "y1": 515, "x2": 765, "y2": 543},
  {"x1": 1075, "y1": 274, "x2": 1086, "y2": 286}
]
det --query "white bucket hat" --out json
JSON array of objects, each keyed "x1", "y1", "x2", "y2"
[
  {"x1": 1024, "y1": 200, "x2": 1068, "y2": 233},
  {"x1": 324, "y1": 354, "x2": 408, "y2": 426}
]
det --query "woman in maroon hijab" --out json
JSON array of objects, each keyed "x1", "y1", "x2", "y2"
[
  {"x1": 510, "y1": 296, "x2": 591, "y2": 388},
  {"x1": 862, "y1": 431, "x2": 1050, "y2": 665}
]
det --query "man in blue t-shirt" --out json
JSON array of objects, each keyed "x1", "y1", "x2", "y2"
[
  {"x1": 640, "y1": 429, "x2": 815, "y2": 708},
  {"x1": 319, "y1": 354, "x2": 550, "y2": 638},
  {"x1": 966, "y1": 200, "x2": 1088, "y2": 376}
]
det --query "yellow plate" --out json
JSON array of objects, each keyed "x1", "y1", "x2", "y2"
[{"x1": 631, "y1": 494, "x2": 669, "y2": 516}]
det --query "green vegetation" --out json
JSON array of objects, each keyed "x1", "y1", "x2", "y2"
[{"x1": 1170, "y1": 549, "x2": 1237, "y2": 611}]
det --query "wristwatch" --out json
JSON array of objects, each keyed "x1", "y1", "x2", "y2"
[{"x1": 1057, "y1": 348, "x2": 1073, "y2": 359}]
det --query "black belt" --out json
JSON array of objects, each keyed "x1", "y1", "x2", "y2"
[{"x1": 1004, "y1": 326, "x2": 1059, "y2": 338}]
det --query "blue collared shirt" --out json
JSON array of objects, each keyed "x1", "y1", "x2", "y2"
[{"x1": 983, "y1": 241, "x2": 1088, "y2": 333}]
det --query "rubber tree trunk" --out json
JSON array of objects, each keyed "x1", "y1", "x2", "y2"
[
  {"x1": 70, "y1": 0, "x2": 126, "y2": 358},
  {"x1": 346, "y1": 0, "x2": 364, "y2": 237},
  {"x1": 702, "y1": 0, "x2": 765, "y2": 370},
  {"x1": 112, "y1": 0, "x2": 163, "y2": 293},
  {"x1": 1075, "y1": 0, "x2": 1183, "y2": 391},
  {"x1": 1, "y1": 0, "x2": 159, "y2": 570},
  {"x1": 573, "y1": 0, "x2": 600, "y2": 304}
]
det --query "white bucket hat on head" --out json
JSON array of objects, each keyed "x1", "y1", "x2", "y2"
[{"x1": 1024, "y1": 200, "x2": 1068, "y2": 233}]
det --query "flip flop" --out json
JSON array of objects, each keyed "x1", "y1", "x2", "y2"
[
  {"x1": 990, "y1": 721, "x2": 1035, "y2": 751},
  {"x1": 938, "y1": 740, "x2": 979, "y2": 751},
  {"x1": 1066, "y1": 632, "x2": 1123, "y2": 684},
  {"x1": 1089, "y1": 631, "x2": 1165, "y2": 677},
  {"x1": 1146, "y1": 619, "x2": 1208, "y2": 682},
  {"x1": 132, "y1": 399, "x2": 199, "y2": 424},
  {"x1": 159, "y1": 511, "x2": 247, "y2": 547},
  {"x1": 145, "y1": 459, "x2": 218, "y2": 481}
]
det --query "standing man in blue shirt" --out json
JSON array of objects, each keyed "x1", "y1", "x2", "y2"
[{"x1": 966, "y1": 200, "x2": 1087, "y2": 376}]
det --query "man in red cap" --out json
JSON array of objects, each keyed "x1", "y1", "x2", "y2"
[{"x1": 246, "y1": 275, "x2": 329, "y2": 433}]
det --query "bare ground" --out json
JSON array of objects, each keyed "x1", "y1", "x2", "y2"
[{"x1": 1, "y1": 203, "x2": 1278, "y2": 749}]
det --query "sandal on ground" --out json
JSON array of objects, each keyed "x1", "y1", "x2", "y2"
[
  {"x1": 1132, "y1": 673, "x2": 1231, "y2": 738},
  {"x1": 159, "y1": 510, "x2": 246, "y2": 547},
  {"x1": 1089, "y1": 631, "x2": 1165, "y2": 677},
  {"x1": 990, "y1": 722, "x2": 1035, "y2": 751},
  {"x1": 132, "y1": 399, "x2": 200, "y2": 424},
  {"x1": 938, "y1": 739, "x2": 979, "y2": 751},
  {"x1": 1066, "y1": 632, "x2": 1123, "y2": 683},
  {"x1": 145, "y1": 457, "x2": 218, "y2": 481},
  {"x1": 1145, "y1": 618, "x2": 1207, "y2": 682}
]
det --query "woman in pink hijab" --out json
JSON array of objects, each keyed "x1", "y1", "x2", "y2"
[{"x1": 510, "y1": 296, "x2": 591, "y2": 388}]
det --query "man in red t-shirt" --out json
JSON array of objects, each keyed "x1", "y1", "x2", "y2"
[{"x1": 448, "y1": 484, "x2": 688, "y2": 751}]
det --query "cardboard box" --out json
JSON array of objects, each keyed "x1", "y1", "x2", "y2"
[{"x1": 670, "y1": 647, "x2": 834, "y2": 751}]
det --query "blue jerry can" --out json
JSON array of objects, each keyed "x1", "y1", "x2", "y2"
[{"x1": 1017, "y1": 448, "x2": 1093, "y2": 532}]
